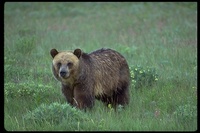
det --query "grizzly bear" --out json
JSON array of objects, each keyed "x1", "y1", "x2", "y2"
[{"x1": 50, "y1": 48, "x2": 130, "y2": 110}]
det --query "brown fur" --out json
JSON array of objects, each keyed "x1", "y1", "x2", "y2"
[{"x1": 50, "y1": 48, "x2": 130, "y2": 110}]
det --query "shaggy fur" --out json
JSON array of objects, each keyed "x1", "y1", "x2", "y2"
[{"x1": 50, "y1": 48, "x2": 130, "y2": 110}]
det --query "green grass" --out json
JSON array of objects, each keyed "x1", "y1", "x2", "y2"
[{"x1": 4, "y1": 2, "x2": 197, "y2": 131}]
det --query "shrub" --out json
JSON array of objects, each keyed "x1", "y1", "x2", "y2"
[
  {"x1": 23, "y1": 102, "x2": 89, "y2": 124},
  {"x1": 174, "y1": 103, "x2": 197, "y2": 123},
  {"x1": 129, "y1": 65, "x2": 158, "y2": 89},
  {"x1": 4, "y1": 82, "x2": 51, "y2": 98},
  {"x1": 14, "y1": 36, "x2": 36, "y2": 55}
]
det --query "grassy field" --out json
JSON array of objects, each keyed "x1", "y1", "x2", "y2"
[{"x1": 4, "y1": 2, "x2": 197, "y2": 131}]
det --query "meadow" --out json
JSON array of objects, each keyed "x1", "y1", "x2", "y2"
[{"x1": 4, "y1": 2, "x2": 197, "y2": 131}]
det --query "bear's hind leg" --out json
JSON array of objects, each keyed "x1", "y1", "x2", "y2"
[{"x1": 113, "y1": 86, "x2": 129, "y2": 108}]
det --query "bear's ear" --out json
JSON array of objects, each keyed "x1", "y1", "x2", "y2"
[
  {"x1": 74, "y1": 49, "x2": 82, "y2": 58},
  {"x1": 50, "y1": 49, "x2": 59, "y2": 58}
]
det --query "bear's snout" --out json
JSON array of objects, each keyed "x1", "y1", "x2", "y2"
[
  {"x1": 59, "y1": 67, "x2": 69, "y2": 78},
  {"x1": 60, "y1": 70, "x2": 67, "y2": 77}
]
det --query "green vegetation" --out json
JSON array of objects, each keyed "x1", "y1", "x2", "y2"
[
  {"x1": 23, "y1": 102, "x2": 89, "y2": 124},
  {"x1": 130, "y1": 66, "x2": 158, "y2": 89},
  {"x1": 4, "y1": 2, "x2": 197, "y2": 131}
]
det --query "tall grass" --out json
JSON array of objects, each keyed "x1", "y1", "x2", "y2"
[{"x1": 4, "y1": 2, "x2": 197, "y2": 131}]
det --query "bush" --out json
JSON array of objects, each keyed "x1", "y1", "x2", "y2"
[
  {"x1": 14, "y1": 36, "x2": 36, "y2": 55},
  {"x1": 129, "y1": 65, "x2": 158, "y2": 89},
  {"x1": 23, "y1": 102, "x2": 89, "y2": 124},
  {"x1": 174, "y1": 103, "x2": 197, "y2": 123},
  {"x1": 4, "y1": 82, "x2": 51, "y2": 98}
]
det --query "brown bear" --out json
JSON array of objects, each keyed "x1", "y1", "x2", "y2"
[{"x1": 50, "y1": 48, "x2": 130, "y2": 110}]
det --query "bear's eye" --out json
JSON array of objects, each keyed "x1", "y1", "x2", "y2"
[
  {"x1": 57, "y1": 62, "x2": 61, "y2": 68},
  {"x1": 67, "y1": 62, "x2": 73, "y2": 68}
]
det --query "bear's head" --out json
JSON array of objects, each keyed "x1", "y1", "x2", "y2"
[{"x1": 50, "y1": 48, "x2": 82, "y2": 84}]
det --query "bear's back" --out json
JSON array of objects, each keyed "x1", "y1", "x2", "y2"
[
  {"x1": 88, "y1": 48, "x2": 130, "y2": 97},
  {"x1": 89, "y1": 48, "x2": 127, "y2": 65}
]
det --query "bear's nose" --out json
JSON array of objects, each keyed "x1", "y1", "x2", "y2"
[{"x1": 60, "y1": 71, "x2": 66, "y2": 77}]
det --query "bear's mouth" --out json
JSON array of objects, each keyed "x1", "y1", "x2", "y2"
[{"x1": 59, "y1": 74, "x2": 70, "y2": 79}]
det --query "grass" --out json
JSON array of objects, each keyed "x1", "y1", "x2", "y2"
[{"x1": 4, "y1": 2, "x2": 197, "y2": 131}]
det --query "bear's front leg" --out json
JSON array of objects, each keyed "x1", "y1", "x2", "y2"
[
  {"x1": 73, "y1": 85, "x2": 95, "y2": 110},
  {"x1": 62, "y1": 84, "x2": 73, "y2": 106}
]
